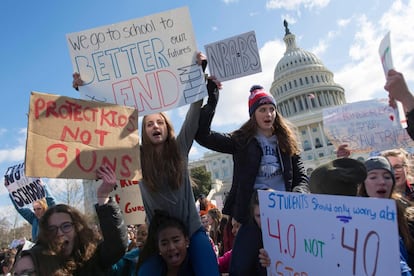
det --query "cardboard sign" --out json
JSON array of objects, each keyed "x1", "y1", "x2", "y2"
[
  {"x1": 4, "y1": 162, "x2": 45, "y2": 208},
  {"x1": 111, "y1": 179, "x2": 146, "y2": 225},
  {"x1": 323, "y1": 98, "x2": 414, "y2": 153},
  {"x1": 205, "y1": 31, "x2": 261, "y2": 82},
  {"x1": 25, "y1": 91, "x2": 140, "y2": 180},
  {"x1": 259, "y1": 190, "x2": 400, "y2": 275},
  {"x1": 66, "y1": 6, "x2": 207, "y2": 115}
]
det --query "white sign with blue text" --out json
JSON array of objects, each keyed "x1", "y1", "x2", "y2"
[
  {"x1": 259, "y1": 190, "x2": 400, "y2": 276},
  {"x1": 66, "y1": 6, "x2": 207, "y2": 116}
]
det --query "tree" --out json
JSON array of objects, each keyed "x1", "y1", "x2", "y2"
[
  {"x1": 190, "y1": 166, "x2": 212, "y2": 199},
  {"x1": 54, "y1": 179, "x2": 84, "y2": 211}
]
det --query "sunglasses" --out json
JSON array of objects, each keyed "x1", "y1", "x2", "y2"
[{"x1": 47, "y1": 222, "x2": 74, "y2": 236}]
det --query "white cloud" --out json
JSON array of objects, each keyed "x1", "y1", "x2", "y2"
[
  {"x1": 266, "y1": 0, "x2": 330, "y2": 11},
  {"x1": 337, "y1": 17, "x2": 352, "y2": 27},
  {"x1": 0, "y1": 146, "x2": 25, "y2": 164},
  {"x1": 281, "y1": 14, "x2": 297, "y2": 25},
  {"x1": 222, "y1": 0, "x2": 238, "y2": 4},
  {"x1": 211, "y1": 26, "x2": 218, "y2": 32},
  {"x1": 335, "y1": 0, "x2": 414, "y2": 103}
]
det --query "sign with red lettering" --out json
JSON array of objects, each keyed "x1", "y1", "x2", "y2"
[
  {"x1": 259, "y1": 190, "x2": 399, "y2": 275},
  {"x1": 111, "y1": 179, "x2": 145, "y2": 225},
  {"x1": 25, "y1": 91, "x2": 140, "y2": 180},
  {"x1": 204, "y1": 31, "x2": 262, "y2": 82},
  {"x1": 66, "y1": 6, "x2": 207, "y2": 115},
  {"x1": 4, "y1": 162, "x2": 45, "y2": 208},
  {"x1": 323, "y1": 98, "x2": 414, "y2": 153}
]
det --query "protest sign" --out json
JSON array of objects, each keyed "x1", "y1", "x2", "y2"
[
  {"x1": 4, "y1": 162, "x2": 45, "y2": 208},
  {"x1": 323, "y1": 98, "x2": 414, "y2": 153},
  {"x1": 66, "y1": 6, "x2": 207, "y2": 115},
  {"x1": 25, "y1": 91, "x2": 140, "y2": 180},
  {"x1": 259, "y1": 190, "x2": 400, "y2": 275},
  {"x1": 378, "y1": 31, "x2": 406, "y2": 128},
  {"x1": 110, "y1": 179, "x2": 146, "y2": 225},
  {"x1": 379, "y1": 31, "x2": 394, "y2": 76},
  {"x1": 204, "y1": 31, "x2": 261, "y2": 82}
]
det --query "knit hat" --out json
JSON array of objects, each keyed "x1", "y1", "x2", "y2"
[
  {"x1": 309, "y1": 158, "x2": 367, "y2": 196},
  {"x1": 364, "y1": 156, "x2": 395, "y2": 185},
  {"x1": 248, "y1": 85, "x2": 276, "y2": 117}
]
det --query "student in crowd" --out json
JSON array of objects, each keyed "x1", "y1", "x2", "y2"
[
  {"x1": 360, "y1": 156, "x2": 413, "y2": 275},
  {"x1": 73, "y1": 52, "x2": 221, "y2": 276},
  {"x1": 16, "y1": 165, "x2": 128, "y2": 275},
  {"x1": 381, "y1": 148, "x2": 414, "y2": 201},
  {"x1": 229, "y1": 190, "x2": 267, "y2": 276},
  {"x1": 111, "y1": 224, "x2": 148, "y2": 276},
  {"x1": 196, "y1": 84, "x2": 308, "y2": 275},
  {"x1": 384, "y1": 69, "x2": 414, "y2": 140},
  {"x1": 198, "y1": 194, "x2": 216, "y2": 217},
  {"x1": 196, "y1": 84, "x2": 309, "y2": 228},
  {"x1": 8, "y1": 183, "x2": 56, "y2": 242},
  {"x1": 136, "y1": 224, "x2": 148, "y2": 251},
  {"x1": 207, "y1": 208, "x2": 223, "y2": 256},
  {"x1": 139, "y1": 210, "x2": 193, "y2": 276},
  {"x1": 136, "y1": 52, "x2": 220, "y2": 275},
  {"x1": 221, "y1": 215, "x2": 237, "y2": 255},
  {"x1": 218, "y1": 217, "x2": 241, "y2": 273}
]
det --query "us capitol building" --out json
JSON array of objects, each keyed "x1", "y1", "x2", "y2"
[{"x1": 189, "y1": 21, "x2": 361, "y2": 208}]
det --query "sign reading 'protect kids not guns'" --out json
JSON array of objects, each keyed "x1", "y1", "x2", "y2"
[
  {"x1": 259, "y1": 190, "x2": 400, "y2": 276},
  {"x1": 25, "y1": 91, "x2": 140, "y2": 180},
  {"x1": 66, "y1": 6, "x2": 207, "y2": 115}
]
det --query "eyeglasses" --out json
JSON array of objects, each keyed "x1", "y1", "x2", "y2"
[
  {"x1": 47, "y1": 222, "x2": 74, "y2": 236},
  {"x1": 13, "y1": 269, "x2": 36, "y2": 276},
  {"x1": 33, "y1": 208, "x2": 43, "y2": 211},
  {"x1": 393, "y1": 164, "x2": 407, "y2": 171}
]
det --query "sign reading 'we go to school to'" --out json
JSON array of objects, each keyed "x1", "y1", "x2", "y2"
[
  {"x1": 66, "y1": 6, "x2": 207, "y2": 116},
  {"x1": 259, "y1": 190, "x2": 400, "y2": 276}
]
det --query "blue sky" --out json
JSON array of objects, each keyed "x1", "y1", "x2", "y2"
[{"x1": 1, "y1": 0, "x2": 414, "y2": 222}]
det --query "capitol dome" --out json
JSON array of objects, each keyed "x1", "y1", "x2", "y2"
[{"x1": 270, "y1": 20, "x2": 346, "y2": 174}]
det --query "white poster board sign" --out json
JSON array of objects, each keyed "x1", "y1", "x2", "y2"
[
  {"x1": 4, "y1": 163, "x2": 45, "y2": 208},
  {"x1": 204, "y1": 31, "x2": 261, "y2": 82},
  {"x1": 111, "y1": 180, "x2": 146, "y2": 225},
  {"x1": 259, "y1": 190, "x2": 400, "y2": 276},
  {"x1": 66, "y1": 7, "x2": 207, "y2": 115},
  {"x1": 378, "y1": 31, "x2": 406, "y2": 128},
  {"x1": 323, "y1": 98, "x2": 414, "y2": 153}
]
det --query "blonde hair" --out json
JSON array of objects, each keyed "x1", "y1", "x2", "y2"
[{"x1": 33, "y1": 198, "x2": 47, "y2": 211}]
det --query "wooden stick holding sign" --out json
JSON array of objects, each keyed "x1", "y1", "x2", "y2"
[{"x1": 25, "y1": 91, "x2": 140, "y2": 180}]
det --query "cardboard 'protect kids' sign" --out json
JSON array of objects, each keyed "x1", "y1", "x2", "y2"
[{"x1": 25, "y1": 91, "x2": 140, "y2": 180}]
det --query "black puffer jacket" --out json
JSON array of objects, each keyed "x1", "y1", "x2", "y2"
[{"x1": 196, "y1": 86, "x2": 309, "y2": 224}]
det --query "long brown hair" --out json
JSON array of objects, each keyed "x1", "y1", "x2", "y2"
[
  {"x1": 233, "y1": 110, "x2": 300, "y2": 156},
  {"x1": 37, "y1": 204, "x2": 100, "y2": 273},
  {"x1": 141, "y1": 112, "x2": 184, "y2": 192}
]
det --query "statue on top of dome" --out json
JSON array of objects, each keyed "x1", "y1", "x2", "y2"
[{"x1": 284, "y1": 19, "x2": 291, "y2": 35}]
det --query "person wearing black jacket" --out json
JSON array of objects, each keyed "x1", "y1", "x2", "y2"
[
  {"x1": 13, "y1": 165, "x2": 128, "y2": 276},
  {"x1": 196, "y1": 83, "x2": 309, "y2": 275}
]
